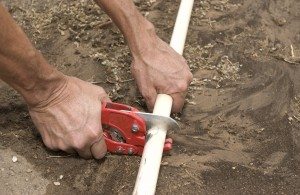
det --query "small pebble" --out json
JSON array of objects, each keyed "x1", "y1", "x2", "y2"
[
  {"x1": 12, "y1": 156, "x2": 18, "y2": 163},
  {"x1": 53, "y1": 181, "x2": 61, "y2": 186},
  {"x1": 74, "y1": 50, "x2": 80, "y2": 55},
  {"x1": 59, "y1": 30, "x2": 65, "y2": 36},
  {"x1": 232, "y1": 166, "x2": 236, "y2": 170},
  {"x1": 273, "y1": 17, "x2": 286, "y2": 26},
  {"x1": 59, "y1": 175, "x2": 64, "y2": 180},
  {"x1": 26, "y1": 169, "x2": 32, "y2": 173}
]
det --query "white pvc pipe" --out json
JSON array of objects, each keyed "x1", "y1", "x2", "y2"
[
  {"x1": 133, "y1": 0, "x2": 194, "y2": 194},
  {"x1": 170, "y1": 0, "x2": 195, "y2": 55}
]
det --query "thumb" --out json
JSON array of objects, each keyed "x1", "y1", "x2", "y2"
[{"x1": 91, "y1": 134, "x2": 107, "y2": 159}]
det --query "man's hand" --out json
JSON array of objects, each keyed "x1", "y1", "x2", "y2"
[
  {"x1": 131, "y1": 38, "x2": 193, "y2": 112},
  {"x1": 29, "y1": 76, "x2": 109, "y2": 159},
  {"x1": 95, "y1": 0, "x2": 193, "y2": 113},
  {"x1": 0, "y1": 4, "x2": 108, "y2": 159}
]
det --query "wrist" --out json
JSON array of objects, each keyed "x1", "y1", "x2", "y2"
[
  {"x1": 22, "y1": 69, "x2": 68, "y2": 108},
  {"x1": 94, "y1": 0, "x2": 159, "y2": 58},
  {"x1": 129, "y1": 20, "x2": 159, "y2": 58},
  {"x1": 15, "y1": 50, "x2": 68, "y2": 107},
  {"x1": 120, "y1": 14, "x2": 159, "y2": 58}
]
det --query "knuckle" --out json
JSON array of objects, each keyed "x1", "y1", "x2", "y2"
[
  {"x1": 97, "y1": 87, "x2": 106, "y2": 95},
  {"x1": 72, "y1": 140, "x2": 86, "y2": 151},
  {"x1": 43, "y1": 139, "x2": 53, "y2": 149},
  {"x1": 44, "y1": 142, "x2": 53, "y2": 150},
  {"x1": 57, "y1": 142, "x2": 71, "y2": 153},
  {"x1": 171, "y1": 101, "x2": 184, "y2": 113},
  {"x1": 141, "y1": 91, "x2": 152, "y2": 100},
  {"x1": 182, "y1": 57, "x2": 188, "y2": 65},
  {"x1": 188, "y1": 72, "x2": 193, "y2": 82},
  {"x1": 131, "y1": 64, "x2": 141, "y2": 78},
  {"x1": 59, "y1": 146, "x2": 68, "y2": 152},
  {"x1": 172, "y1": 107, "x2": 181, "y2": 113},
  {"x1": 177, "y1": 81, "x2": 188, "y2": 92},
  {"x1": 131, "y1": 64, "x2": 137, "y2": 72},
  {"x1": 99, "y1": 87, "x2": 106, "y2": 94},
  {"x1": 45, "y1": 142, "x2": 57, "y2": 151},
  {"x1": 89, "y1": 129, "x2": 101, "y2": 141}
]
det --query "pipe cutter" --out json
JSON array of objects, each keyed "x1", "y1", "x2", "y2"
[{"x1": 101, "y1": 102, "x2": 179, "y2": 155}]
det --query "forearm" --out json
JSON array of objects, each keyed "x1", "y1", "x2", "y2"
[
  {"x1": 0, "y1": 4, "x2": 66, "y2": 106},
  {"x1": 94, "y1": 0, "x2": 158, "y2": 57}
]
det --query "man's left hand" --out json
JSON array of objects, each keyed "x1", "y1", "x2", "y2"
[{"x1": 131, "y1": 38, "x2": 193, "y2": 113}]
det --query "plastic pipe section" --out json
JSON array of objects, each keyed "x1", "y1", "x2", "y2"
[{"x1": 133, "y1": 0, "x2": 194, "y2": 194}]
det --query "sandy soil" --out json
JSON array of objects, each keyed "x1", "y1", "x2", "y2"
[{"x1": 0, "y1": 0, "x2": 300, "y2": 194}]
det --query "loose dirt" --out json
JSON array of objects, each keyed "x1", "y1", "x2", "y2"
[{"x1": 0, "y1": 0, "x2": 299, "y2": 194}]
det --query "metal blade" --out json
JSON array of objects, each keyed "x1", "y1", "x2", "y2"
[{"x1": 135, "y1": 112, "x2": 180, "y2": 131}]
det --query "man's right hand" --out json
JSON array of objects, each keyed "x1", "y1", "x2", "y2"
[{"x1": 28, "y1": 76, "x2": 109, "y2": 159}]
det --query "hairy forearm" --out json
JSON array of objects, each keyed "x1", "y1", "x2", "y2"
[
  {"x1": 94, "y1": 0, "x2": 158, "y2": 57},
  {"x1": 0, "y1": 4, "x2": 66, "y2": 106}
]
